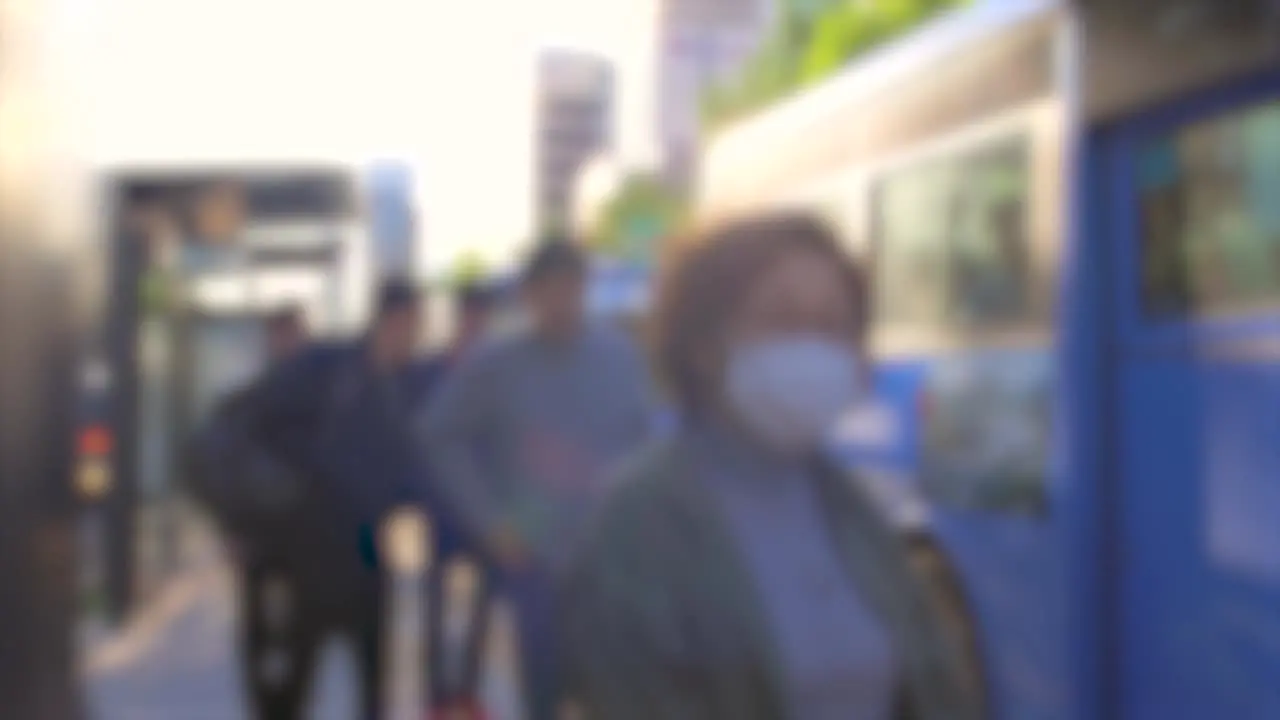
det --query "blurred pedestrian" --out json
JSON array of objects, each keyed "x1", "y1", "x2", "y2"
[
  {"x1": 424, "y1": 281, "x2": 499, "y2": 719},
  {"x1": 561, "y1": 213, "x2": 986, "y2": 720},
  {"x1": 240, "y1": 278, "x2": 437, "y2": 720},
  {"x1": 422, "y1": 238, "x2": 657, "y2": 720},
  {"x1": 447, "y1": 281, "x2": 497, "y2": 364},
  {"x1": 186, "y1": 306, "x2": 311, "y2": 720},
  {"x1": 188, "y1": 307, "x2": 307, "y2": 537}
]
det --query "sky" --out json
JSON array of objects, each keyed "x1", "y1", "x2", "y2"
[
  {"x1": 406, "y1": 0, "x2": 661, "y2": 273},
  {"x1": 69, "y1": 0, "x2": 660, "y2": 276}
]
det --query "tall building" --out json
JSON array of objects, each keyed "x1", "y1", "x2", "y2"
[
  {"x1": 655, "y1": 0, "x2": 775, "y2": 190},
  {"x1": 365, "y1": 160, "x2": 418, "y2": 276},
  {"x1": 535, "y1": 50, "x2": 615, "y2": 234}
]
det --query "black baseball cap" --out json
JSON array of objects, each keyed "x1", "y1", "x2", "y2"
[
  {"x1": 457, "y1": 281, "x2": 495, "y2": 312},
  {"x1": 521, "y1": 237, "x2": 588, "y2": 285},
  {"x1": 375, "y1": 277, "x2": 422, "y2": 317}
]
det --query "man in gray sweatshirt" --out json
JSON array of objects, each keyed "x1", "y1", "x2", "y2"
[{"x1": 420, "y1": 239, "x2": 656, "y2": 720}]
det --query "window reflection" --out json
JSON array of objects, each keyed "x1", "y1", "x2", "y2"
[
  {"x1": 951, "y1": 142, "x2": 1030, "y2": 327},
  {"x1": 877, "y1": 159, "x2": 954, "y2": 327},
  {"x1": 873, "y1": 136, "x2": 1033, "y2": 334},
  {"x1": 1140, "y1": 99, "x2": 1280, "y2": 318}
]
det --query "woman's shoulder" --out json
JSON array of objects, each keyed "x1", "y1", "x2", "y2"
[
  {"x1": 601, "y1": 438, "x2": 690, "y2": 516},
  {"x1": 574, "y1": 438, "x2": 695, "y2": 561}
]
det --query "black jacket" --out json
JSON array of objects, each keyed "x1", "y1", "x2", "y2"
[{"x1": 239, "y1": 342, "x2": 444, "y2": 577}]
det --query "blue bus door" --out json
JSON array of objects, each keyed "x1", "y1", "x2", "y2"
[{"x1": 1110, "y1": 75, "x2": 1280, "y2": 719}]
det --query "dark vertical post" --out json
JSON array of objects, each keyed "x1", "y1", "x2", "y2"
[
  {"x1": 102, "y1": 187, "x2": 147, "y2": 624},
  {"x1": 0, "y1": 2, "x2": 87, "y2": 714},
  {"x1": 165, "y1": 296, "x2": 197, "y2": 574},
  {"x1": 0, "y1": 237, "x2": 85, "y2": 718}
]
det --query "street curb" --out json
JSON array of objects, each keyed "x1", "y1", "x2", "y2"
[{"x1": 82, "y1": 563, "x2": 219, "y2": 677}]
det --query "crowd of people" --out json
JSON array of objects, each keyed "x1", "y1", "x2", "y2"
[{"x1": 189, "y1": 214, "x2": 985, "y2": 720}]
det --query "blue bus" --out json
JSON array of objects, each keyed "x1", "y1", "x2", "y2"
[{"x1": 699, "y1": 1, "x2": 1280, "y2": 718}]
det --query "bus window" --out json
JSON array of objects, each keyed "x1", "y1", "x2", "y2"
[
  {"x1": 950, "y1": 140, "x2": 1032, "y2": 328},
  {"x1": 874, "y1": 134, "x2": 1034, "y2": 339},
  {"x1": 876, "y1": 159, "x2": 954, "y2": 329},
  {"x1": 1138, "y1": 182, "x2": 1192, "y2": 316},
  {"x1": 1139, "y1": 99, "x2": 1280, "y2": 318}
]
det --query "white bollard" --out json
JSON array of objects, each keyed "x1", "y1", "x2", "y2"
[{"x1": 382, "y1": 506, "x2": 431, "y2": 720}]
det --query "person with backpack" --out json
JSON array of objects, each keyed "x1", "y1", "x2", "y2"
[
  {"x1": 186, "y1": 307, "x2": 311, "y2": 720},
  {"x1": 236, "y1": 278, "x2": 438, "y2": 720},
  {"x1": 186, "y1": 307, "x2": 308, "y2": 559}
]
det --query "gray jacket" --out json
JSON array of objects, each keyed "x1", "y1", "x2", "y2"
[
  {"x1": 419, "y1": 325, "x2": 656, "y2": 567},
  {"x1": 561, "y1": 436, "x2": 988, "y2": 720}
]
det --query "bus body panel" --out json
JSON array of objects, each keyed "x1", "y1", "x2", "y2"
[
  {"x1": 837, "y1": 347, "x2": 1068, "y2": 720},
  {"x1": 1103, "y1": 67, "x2": 1280, "y2": 719},
  {"x1": 1062, "y1": 118, "x2": 1121, "y2": 720},
  {"x1": 930, "y1": 507, "x2": 1068, "y2": 719}
]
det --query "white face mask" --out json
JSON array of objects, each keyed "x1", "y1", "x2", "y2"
[{"x1": 724, "y1": 335, "x2": 862, "y2": 453}]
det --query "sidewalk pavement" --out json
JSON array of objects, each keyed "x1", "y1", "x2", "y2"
[{"x1": 82, "y1": 521, "x2": 523, "y2": 720}]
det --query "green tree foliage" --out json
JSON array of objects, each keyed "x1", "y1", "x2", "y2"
[
  {"x1": 592, "y1": 174, "x2": 688, "y2": 261},
  {"x1": 446, "y1": 250, "x2": 489, "y2": 289},
  {"x1": 702, "y1": 0, "x2": 971, "y2": 131},
  {"x1": 701, "y1": 5, "x2": 810, "y2": 124},
  {"x1": 140, "y1": 268, "x2": 175, "y2": 317},
  {"x1": 802, "y1": 0, "x2": 965, "y2": 83}
]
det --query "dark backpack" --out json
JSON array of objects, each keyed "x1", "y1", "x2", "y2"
[
  {"x1": 187, "y1": 349, "x2": 369, "y2": 537},
  {"x1": 186, "y1": 386, "x2": 308, "y2": 538}
]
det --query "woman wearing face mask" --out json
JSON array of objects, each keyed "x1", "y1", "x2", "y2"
[{"x1": 560, "y1": 213, "x2": 985, "y2": 720}]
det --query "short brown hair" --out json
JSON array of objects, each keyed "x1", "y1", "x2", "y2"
[
  {"x1": 266, "y1": 305, "x2": 304, "y2": 334},
  {"x1": 652, "y1": 211, "x2": 869, "y2": 414},
  {"x1": 375, "y1": 277, "x2": 422, "y2": 318},
  {"x1": 522, "y1": 237, "x2": 588, "y2": 284}
]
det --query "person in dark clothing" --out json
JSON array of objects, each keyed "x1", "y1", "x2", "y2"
[
  {"x1": 190, "y1": 307, "x2": 308, "y2": 540},
  {"x1": 187, "y1": 307, "x2": 309, "y2": 720},
  {"x1": 449, "y1": 282, "x2": 496, "y2": 365},
  {"x1": 426, "y1": 281, "x2": 497, "y2": 719},
  {"x1": 239, "y1": 279, "x2": 436, "y2": 720},
  {"x1": 189, "y1": 307, "x2": 307, "y2": 549}
]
